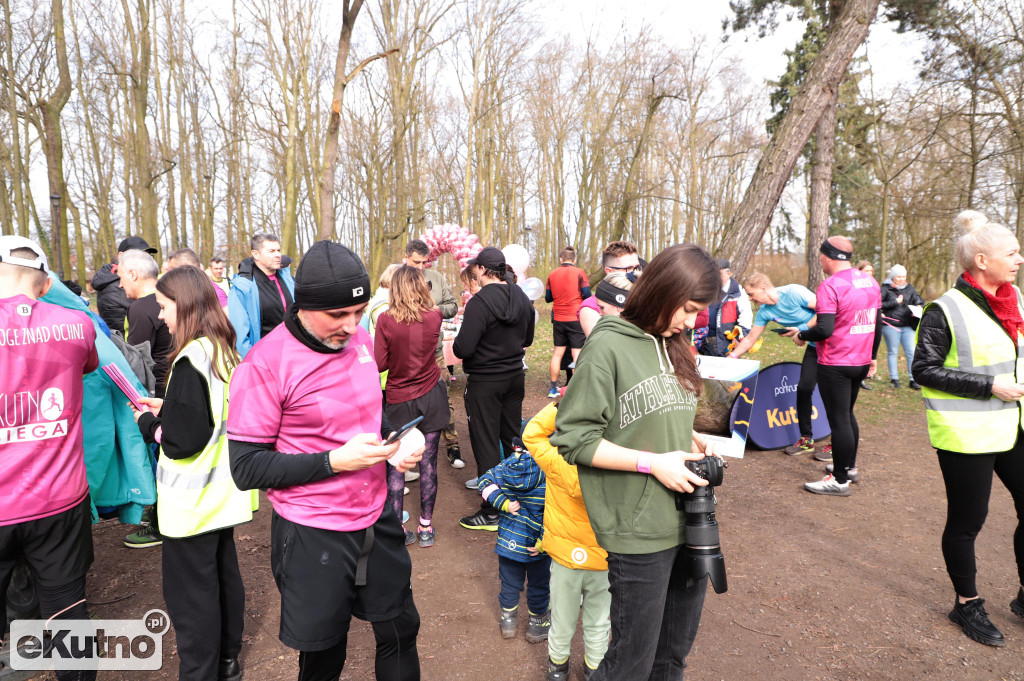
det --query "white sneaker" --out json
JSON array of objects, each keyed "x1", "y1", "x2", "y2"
[
  {"x1": 405, "y1": 470, "x2": 420, "y2": 482},
  {"x1": 465, "y1": 476, "x2": 479, "y2": 489},
  {"x1": 803, "y1": 474, "x2": 851, "y2": 497},
  {"x1": 825, "y1": 464, "x2": 860, "y2": 484},
  {"x1": 403, "y1": 486, "x2": 410, "y2": 496}
]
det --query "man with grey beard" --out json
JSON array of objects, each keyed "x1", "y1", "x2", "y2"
[{"x1": 227, "y1": 241, "x2": 423, "y2": 680}]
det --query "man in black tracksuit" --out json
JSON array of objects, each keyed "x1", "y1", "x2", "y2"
[
  {"x1": 91, "y1": 236, "x2": 158, "y2": 333},
  {"x1": 453, "y1": 246, "x2": 535, "y2": 530}
]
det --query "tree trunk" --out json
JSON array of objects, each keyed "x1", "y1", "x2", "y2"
[
  {"x1": 2, "y1": 0, "x2": 29, "y2": 237},
  {"x1": 806, "y1": 90, "x2": 837, "y2": 290},
  {"x1": 317, "y1": 0, "x2": 363, "y2": 241},
  {"x1": 38, "y1": 0, "x2": 73, "y2": 279},
  {"x1": 717, "y1": 0, "x2": 881, "y2": 277}
]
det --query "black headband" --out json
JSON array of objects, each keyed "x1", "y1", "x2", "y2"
[
  {"x1": 820, "y1": 240, "x2": 852, "y2": 261},
  {"x1": 595, "y1": 279, "x2": 630, "y2": 308}
]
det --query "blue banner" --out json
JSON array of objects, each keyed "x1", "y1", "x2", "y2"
[{"x1": 732, "y1": 361, "x2": 830, "y2": 450}]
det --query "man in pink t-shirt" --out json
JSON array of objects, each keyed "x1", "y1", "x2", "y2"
[
  {"x1": 227, "y1": 241, "x2": 423, "y2": 680},
  {"x1": 0, "y1": 236, "x2": 99, "y2": 680},
  {"x1": 794, "y1": 236, "x2": 881, "y2": 497}
]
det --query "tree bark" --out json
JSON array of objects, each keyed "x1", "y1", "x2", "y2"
[
  {"x1": 806, "y1": 90, "x2": 837, "y2": 290},
  {"x1": 38, "y1": 0, "x2": 74, "y2": 279},
  {"x1": 717, "y1": 0, "x2": 881, "y2": 277},
  {"x1": 317, "y1": 0, "x2": 363, "y2": 241}
]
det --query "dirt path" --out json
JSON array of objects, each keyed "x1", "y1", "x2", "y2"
[{"x1": 71, "y1": 378, "x2": 1024, "y2": 681}]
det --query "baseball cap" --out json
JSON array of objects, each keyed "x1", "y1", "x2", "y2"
[
  {"x1": 716, "y1": 258, "x2": 731, "y2": 270},
  {"x1": 117, "y1": 236, "x2": 158, "y2": 254},
  {"x1": 0, "y1": 235, "x2": 48, "y2": 272},
  {"x1": 466, "y1": 246, "x2": 506, "y2": 270}
]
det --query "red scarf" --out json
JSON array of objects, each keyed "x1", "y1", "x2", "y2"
[{"x1": 962, "y1": 270, "x2": 1024, "y2": 340}]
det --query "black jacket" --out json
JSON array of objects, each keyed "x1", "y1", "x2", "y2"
[
  {"x1": 92, "y1": 262, "x2": 130, "y2": 333},
  {"x1": 881, "y1": 282, "x2": 925, "y2": 328},
  {"x1": 453, "y1": 280, "x2": 535, "y2": 377},
  {"x1": 912, "y1": 277, "x2": 1001, "y2": 400}
]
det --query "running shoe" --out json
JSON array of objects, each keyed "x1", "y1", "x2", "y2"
[
  {"x1": 417, "y1": 526, "x2": 435, "y2": 548},
  {"x1": 813, "y1": 444, "x2": 833, "y2": 462},
  {"x1": 803, "y1": 474, "x2": 850, "y2": 497},
  {"x1": 123, "y1": 525, "x2": 163, "y2": 548},
  {"x1": 783, "y1": 436, "x2": 815, "y2": 456},
  {"x1": 459, "y1": 509, "x2": 499, "y2": 531},
  {"x1": 447, "y1": 444, "x2": 466, "y2": 469},
  {"x1": 404, "y1": 470, "x2": 420, "y2": 482},
  {"x1": 825, "y1": 464, "x2": 860, "y2": 483}
]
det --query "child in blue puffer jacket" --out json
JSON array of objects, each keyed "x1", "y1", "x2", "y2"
[{"x1": 476, "y1": 438, "x2": 549, "y2": 643}]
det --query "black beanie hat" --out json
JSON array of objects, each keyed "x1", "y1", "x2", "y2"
[{"x1": 293, "y1": 241, "x2": 372, "y2": 311}]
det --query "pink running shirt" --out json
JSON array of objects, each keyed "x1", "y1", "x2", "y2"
[
  {"x1": 227, "y1": 324, "x2": 386, "y2": 531},
  {"x1": 0, "y1": 295, "x2": 98, "y2": 526},
  {"x1": 815, "y1": 268, "x2": 881, "y2": 366}
]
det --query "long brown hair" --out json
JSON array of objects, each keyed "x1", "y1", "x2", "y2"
[
  {"x1": 157, "y1": 266, "x2": 240, "y2": 382},
  {"x1": 388, "y1": 266, "x2": 434, "y2": 324},
  {"x1": 621, "y1": 243, "x2": 719, "y2": 394}
]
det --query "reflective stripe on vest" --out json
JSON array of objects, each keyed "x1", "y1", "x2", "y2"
[
  {"x1": 920, "y1": 287, "x2": 1024, "y2": 453},
  {"x1": 156, "y1": 338, "x2": 255, "y2": 537}
]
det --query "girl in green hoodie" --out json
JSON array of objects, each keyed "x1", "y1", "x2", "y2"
[{"x1": 552, "y1": 243, "x2": 722, "y2": 681}]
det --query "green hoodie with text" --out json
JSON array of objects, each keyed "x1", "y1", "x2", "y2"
[{"x1": 551, "y1": 314, "x2": 698, "y2": 555}]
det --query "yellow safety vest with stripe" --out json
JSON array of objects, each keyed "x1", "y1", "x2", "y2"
[
  {"x1": 156, "y1": 338, "x2": 257, "y2": 537},
  {"x1": 919, "y1": 287, "x2": 1024, "y2": 453}
]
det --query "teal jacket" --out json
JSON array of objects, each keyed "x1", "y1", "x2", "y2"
[
  {"x1": 43, "y1": 279, "x2": 156, "y2": 523},
  {"x1": 228, "y1": 257, "x2": 296, "y2": 358}
]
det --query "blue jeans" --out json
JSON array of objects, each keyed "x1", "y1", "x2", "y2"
[
  {"x1": 590, "y1": 546, "x2": 708, "y2": 681},
  {"x1": 498, "y1": 554, "x2": 551, "y2": 613},
  {"x1": 881, "y1": 324, "x2": 915, "y2": 381}
]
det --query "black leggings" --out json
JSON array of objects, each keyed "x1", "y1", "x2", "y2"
[
  {"x1": 816, "y1": 363, "x2": 869, "y2": 483},
  {"x1": 296, "y1": 598, "x2": 420, "y2": 681},
  {"x1": 937, "y1": 442, "x2": 1024, "y2": 598},
  {"x1": 797, "y1": 345, "x2": 819, "y2": 439}
]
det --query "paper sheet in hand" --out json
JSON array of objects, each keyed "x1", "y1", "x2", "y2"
[{"x1": 101, "y1": 363, "x2": 149, "y2": 412}]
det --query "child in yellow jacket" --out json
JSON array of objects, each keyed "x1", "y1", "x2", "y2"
[{"x1": 523, "y1": 402, "x2": 610, "y2": 681}]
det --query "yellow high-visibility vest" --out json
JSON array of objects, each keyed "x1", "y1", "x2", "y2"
[
  {"x1": 919, "y1": 287, "x2": 1024, "y2": 453},
  {"x1": 155, "y1": 337, "x2": 256, "y2": 537}
]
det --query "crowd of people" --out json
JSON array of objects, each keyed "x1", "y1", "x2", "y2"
[{"x1": 3, "y1": 210, "x2": 1024, "y2": 681}]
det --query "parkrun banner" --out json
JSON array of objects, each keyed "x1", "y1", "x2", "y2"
[{"x1": 733, "y1": 361, "x2": 830, "y2": 450}]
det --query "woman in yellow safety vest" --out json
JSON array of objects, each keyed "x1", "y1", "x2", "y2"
[
  {"x1": 914, "y1": 210, "x2": 1024, "y2": 648},
  {"x1": 133, "y1": 265, "x2": 252, "y2": 681}
]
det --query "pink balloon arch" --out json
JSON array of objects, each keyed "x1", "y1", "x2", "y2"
[{"x1": 421, "y1": 223, "x2": 482, "y2": 267}]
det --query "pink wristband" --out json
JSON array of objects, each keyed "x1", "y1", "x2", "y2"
[{"x1": 636, "y1": 452, "x2": 652, "y2": 475}]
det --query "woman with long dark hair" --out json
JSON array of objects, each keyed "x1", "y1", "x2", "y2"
[
  {"x1": 374, "y1": 265, "x2": 449, "y2": 547},
  {"x1": 551, "y1": 243, "x2": 722, "y2": 680},
  {"x1": 133, "y1": 265, "x2": 252, "y2": 681}
]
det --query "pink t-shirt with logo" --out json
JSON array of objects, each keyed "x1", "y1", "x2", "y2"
[
  {"x1": 815, "y1": 268, "x2": 881, "y2": 366},
  {"x1": 227, "y1": 324, "x2": 386, "y2": 532},
  {"x1": 1, "y1": 295, "x2": 98, "y2": 526}
]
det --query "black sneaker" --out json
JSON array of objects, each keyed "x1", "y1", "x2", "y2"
[
  {"x1": 891, "y1": 379, "x2": 900, "y2": 388},
  {"x1": 447, "y1": 444, "x2": 465, "y2": 469},
  {"x1": 949, "y1": 598, "x2": 1005, "y2": 647},
  {"x1": 909, "y1": 380, "x2": 921, "y2": 390},
  {"x1": 459, "y1": 509, "x2": 499, "y2": 531},
  {"x1": 1011, "y1": 588, "x2": 1024, "y2": 619},
  {"x1": 547, "y1": 657, "x2": 569, "y2": 681}
]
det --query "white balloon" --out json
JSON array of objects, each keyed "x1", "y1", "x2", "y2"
[
  {"x1": 518, "y1": 277, "x2": 545, "y2": 301},
  {"x1": 502, "y1": 244, "x2": 530, "y2": 276}
]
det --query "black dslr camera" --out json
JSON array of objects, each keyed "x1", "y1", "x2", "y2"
[{"x1": 675, "y1": 455, "x2": 727, "y2": 594}]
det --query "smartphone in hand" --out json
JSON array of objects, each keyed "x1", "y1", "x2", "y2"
[{"x1": 384, "y1": 416, "x2": 425, "y2": 445}]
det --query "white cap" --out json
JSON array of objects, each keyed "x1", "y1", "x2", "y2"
[{"x1": 0, "y1": 235, "x2": 48, "y2": 272}]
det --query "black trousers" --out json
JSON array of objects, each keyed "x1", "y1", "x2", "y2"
[
  {"x1": 816, "y1": 363, "x2": 869, "y2": 483},
  {"x1": 162, "y1": 527, "x2": 245, "y2": 681},
  {"x1": 937, "y1": 438, "x2": 1024, "y2": 598},
  {"x1": 797, "y1": 345, "x2": 819, "y2": 439},
  {"x1": 464, "y1": 372, "x2": 525, "y2": 509},
  {"x1": 0, "y1": 497, "x2": 96, "y2": 681}
]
